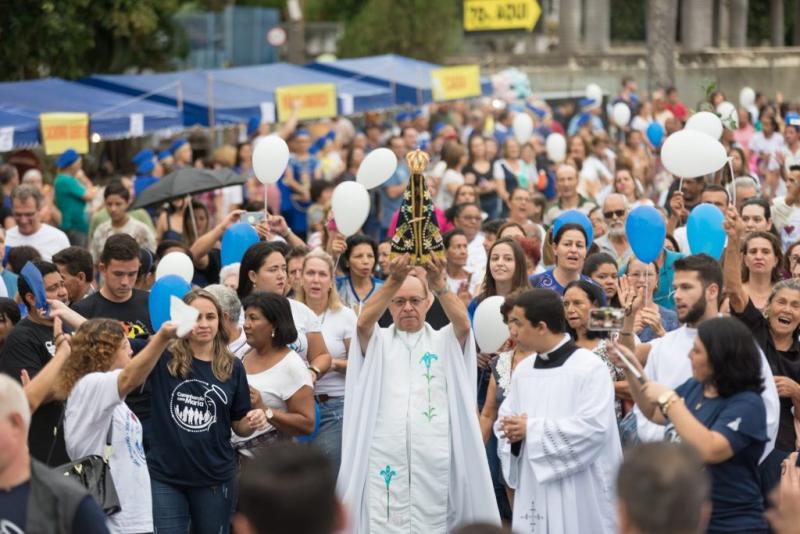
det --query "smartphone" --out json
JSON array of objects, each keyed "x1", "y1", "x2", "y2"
[
  {"x1": 588, "y1": 307, "x2": 625, "y2": 332},
  {"x1": 608, "y1": 345, "x2": 646, "y2": 384},
  {"x1": 327, "y1": 218, "x2": 338, "y2": 232},
  {"x1": 243, "y1": 211, "x2": 266, "y2": 226}
]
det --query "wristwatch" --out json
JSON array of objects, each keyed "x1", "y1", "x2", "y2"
[
  {"x1": 657, "y1": 390, "x2": 680, "y2": 417},
  {"x1": 307, "y1": 364, "x2": 321, "y2": 378},
  {"x1": 264, "y1": 407, "x2": 274, "y2": 421}
]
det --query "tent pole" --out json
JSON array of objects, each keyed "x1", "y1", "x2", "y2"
[{"x1": 207, "y1": 73, "x2": 216, "y2": 128}]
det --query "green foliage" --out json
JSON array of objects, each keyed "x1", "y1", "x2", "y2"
[
  {"x1": 610, "y1": 0, "x2": 645, "y2": 42},
  {"x1": 747, "y1": 0, "x2": 794, "y2": 45},
  {"x1": 337, "y1": 0, "x2": 460, "y2": 63},
  {"x1": 0, "y1": 0, "x2": 186, "y2": 81}
]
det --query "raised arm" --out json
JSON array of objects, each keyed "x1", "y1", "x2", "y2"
[
  {"x1": 425, "y1": 255, "x2": 470, "y2": 348},
  {"x1": 617, "y1": 274, "x2": 644, "y2": 353},
  {"x1": 24, "y1": 317, "x2": 72, "y2": 413},
  {"x1": 356, "y1": 254, "x2": 413, "y2": 351},
  {"x1": 190, "y1": 210, "x2": 244, "y2": 268},
  {"x1": 722, "y1": 206, "x2": 748, "y2": 313},
  {"x1": 117, "y1": 322, "x2": 178, "y2": 398},
  {"x1": 608, "y1": 341, "x2": 664, "y2": 425}
]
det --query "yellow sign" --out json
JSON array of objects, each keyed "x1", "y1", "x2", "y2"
[
  {"x1": 463, "y1": 0, "x2": 541, "y2": 32},
  {"x1": 275, "y1": 83, "x2": 337, "y2": 121},
  {"x1": 431, "y1": 65, "x2": 482, "y2": 102},
  {"x1": 39, "y1": 113, "x2": 89, "y2": 155}
]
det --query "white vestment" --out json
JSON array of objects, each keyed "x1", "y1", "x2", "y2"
[
  {"x1": 496, "y1": 338, "x2": 622, "y2": 534},
  {"x1": 338, "y1": 323, "x2": 500, "y2": 533}
]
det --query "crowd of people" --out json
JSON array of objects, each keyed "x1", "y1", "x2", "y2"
[{"x1": 2, "y1": 74, "x2": 800, "y2": 534}]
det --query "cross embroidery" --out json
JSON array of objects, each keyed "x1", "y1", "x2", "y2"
[{"x1": 520, "y1": 501, "x2": 544, "y2": 531}]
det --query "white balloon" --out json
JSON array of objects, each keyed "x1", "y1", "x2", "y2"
[
  {"x1": 473, "y1": 296, "x2": 509, "y2": 353},
  {"x1": 513, "y1": 113, "x2": 534, "y2": 144},
  {"x1": 252, "y1": 134, "x2": 290, "y2": 185},
  {"x1": 685, "y1": 111, "x2": 723, "y2": 140},
  {"x1": 739, "y1": 86, "x2": 756, "y2": 108},
  {"x1": 545, "y1": 133, "x2": 567, "y2": 162},
  {"x1": 331, "y1": 181, "x2": 370, "y2": 237},
  {"x1": 155, "y1": 252, "x2": 195, "y2": 282},
  {"x1": 716, "y1": 101, "x2": 739, "y2": 130},
  {"x1": 585, "y1": 83, "x2": 603, "y2": 107},
  {"x1": 356, "y1": 147, "x2": 398, "y2": 189},
  {"x1": 661, "y1": 129, "x2": 728, "y2": 178},
  {"x1": 612, "y1": 102, "x2": 631, "y2": 126}
]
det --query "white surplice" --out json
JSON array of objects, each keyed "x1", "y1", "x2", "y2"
[
  {"x1": 338, "y1": 323, "x2": 500, "y2": 533},
  {"x1": 496, "y1": 337, "x2": 622, "y2": 534}
]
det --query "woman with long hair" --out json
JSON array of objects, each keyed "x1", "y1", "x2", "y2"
[
  {"x1": 295, "y1": 249, "x2": 357, "y2": 472},
  {"x1": 334, "y1": 234, "x2": 384, "y2": 315},
  {"x1": 563, "y1": 280, "x2": 627, "y2": 421},
  {"x1": 623, "y1": 258, "x2": 679, "y2": 343},
  {"x1": 147, "y1": 289, "x2": 266, "y2": 533},
  {"x1": 583, "y1": 252, "x2": 620, "y2": 307},
  {"x1": 435, "y1": 141, "x2": 467, "y2": 211},
  {"x1": 614, "y1": 317, "x2": 769, "y2": 533},
  {"x1": 530, "y1": 223, "x2": 592, "y2": 295},
  {"x1": 613, "y1": 166, "x2": 652, "y2": 209},
  {"x1": 738, "y1": 231, "x2": 783, "y2": 311},
  {"x1": 156, "y1": 196, "x2": 188, "y2": 242},
  {"x1": 234, "y1": 292, "x2": 315, "y2": 451},
  {"x1": 469, "y1": 237, "x2": 532, "y2": 318},
  {"x1": 238, "y1": 241, "x2": 332, "y2": 379},
  {"x1": 464, "y1": 135, "x2": 500, "y2": 219},
  {"x1": 183, "y1": 201, "x2": 210, "y2": 246},
  {"x1": 493, "y1": 137, "x2": 535, "y2": 219}
]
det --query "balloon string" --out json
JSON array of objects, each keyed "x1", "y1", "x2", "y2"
[{"x1": 727, "y1": 157, "x2": 736, "y2": 207}]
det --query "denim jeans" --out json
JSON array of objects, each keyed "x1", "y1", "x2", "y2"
[
  {"x1": 314, "y1": 396, "x2": 345, "y2": 475},
  {"x1": 151, "y1": 477, "x2": 237, "y2": 534}
]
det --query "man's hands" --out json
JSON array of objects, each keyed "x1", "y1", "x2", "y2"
[
  {"x1": 669, "y1": 191, "x2": 687, "y2": 222},
  {"x1": 387, "y1": 254, "x2": 414, "y2": 284},
  {"x1": 423, "y1": 255, "x2": 447, "y2": 293},
  {"x1": 723, "y1": 205, "x2": 743, "y2": 243},
  {"x1": 499, "y1": 414, "x2": 527, "y2": 443}
]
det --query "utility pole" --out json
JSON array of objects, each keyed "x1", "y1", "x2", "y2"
[{"x1": 286, "y1": 0, "x2": 305, "y2": 64}]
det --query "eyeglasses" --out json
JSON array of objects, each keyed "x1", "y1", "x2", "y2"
[
  {"x1": 628, "y1": 271, "x2": 656, "y2": 279},
  {"x1": 390, "y1": 297, "x2": 426, "y2": 308},
  {"x1": 603, "y1": 209, "x2": 626, "y2": 219}
]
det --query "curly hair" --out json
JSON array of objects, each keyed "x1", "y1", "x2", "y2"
[
  {"x1": 56, "y1": 319, "x2": 127, "y2": 397},
  {"x1": 167, "y1": 289, "x2": 234, "y2": 382}
]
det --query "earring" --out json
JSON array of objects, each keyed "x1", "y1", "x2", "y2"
[{"x1": 271, "y1": 330, "x2": 275, "y2": 338}]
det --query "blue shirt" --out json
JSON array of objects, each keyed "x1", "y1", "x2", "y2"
[
  {"x1": 335, "y1": 275, "x2": 384, "y2": 315},
  {"x1": 653, "y1": 249, "x2": 685, "y2": 310},
  {"x1": 667, "y1": 379, "x2": 768, "y2": 533},
  {"x1": 2, "y1": 269, "x2": 18, "y2": 299},
  {"x1": 529, "y1": 269, "x2": 595, "y2": 296},
  {"x1": 378, "y1": 161, "x2": 410, "y2": 229},
  {"x1": 636, "y1": 305, "x2": 680, "y2": 343},
  {"x1": 133, "y1": 175, "x2": 159, "y2": 197},
  {"x1": 146, "y1": 352, "x2": 251, "y2": 486}
]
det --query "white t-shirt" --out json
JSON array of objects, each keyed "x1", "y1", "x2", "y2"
[
  {"x1": 288, "y1": 298, "x2": 321, "y2": 362},
  {"x1": 435, "y1": 169, "x2": 465, "y2": 211},
  {"x1": 247, "y1": 350, "x2": 313, "y2": 412},
  {"x1": 6, "y1": 224, "x2": 70, "y2": 261},
  {"x1": 64, "y1": 370, "x2": 152, "y2": 534},
  {"x1": 466, "y1": 232, "x2": 487, "y2": 275},
  {"x1": 314, "y1": 306, "x2": 357, "y2": 396},
  {"x1": 229, "y1": 328, "x2": 249, "y2": 359}
]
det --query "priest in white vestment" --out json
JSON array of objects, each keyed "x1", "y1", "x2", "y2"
[
  {"x1": 338, "y1": 254, "x2": 500, "y2": 533},
  {"x1": 496, "y1": 288, "x2": 622, "y2": 534}
]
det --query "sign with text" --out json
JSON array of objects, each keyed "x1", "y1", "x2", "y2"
[
  {"x1": 431, "y1": 65, "x2": 482, "y2": 102},
  {"x1": 463, "y1": 0, "x2": 541, "y2": 32},
  {"x1": 275, "y1": 83, "x2": 337, "y2": 121},
  {"x1": 39, "y1": 113, "x2": 89, "y2": 155}
]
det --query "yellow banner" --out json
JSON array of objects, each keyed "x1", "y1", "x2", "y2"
[
  {"x1": 39, "y1": 113, "x2": 89, "y2": 155},
  {"x1": 431, "y1": 65, "x2": 482, "y2": 102},
  {"x1": 275, "y1": 83, "x2": 337, "y2": 122},
  {"x1": 463, "y1": 0, "x2": 541, "y2": 32}
]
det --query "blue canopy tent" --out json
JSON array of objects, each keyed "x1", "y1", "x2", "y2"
[
  {"x1": 0, "y1": 78, "x2": 182, "y2": 144},
  {"x1": 306, "y1": 54, "x2": 493, "y2": 106},
  {"x1": 80, "y1": 71, "x2": 273, "y2": 127},
  {"x1": 0, "y1": 106, "x2": 39, "y2": 149},
  {"x1": 209, "y1": 63, "x2": 393, "y2": 116}
]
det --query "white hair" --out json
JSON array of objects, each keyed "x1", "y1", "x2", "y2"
[
  {"x1": 21, "y1": 168, "x2": 42, "y2": 185},
  {"x1": 219, "y1": 263, "x2": 240, "y2": 285},
  {"x1": 204, "y1": 284, "x2": 241, "y2": 323},
  {"x1": 0, "y1": 374, "x2": 30, "y2": 429}
]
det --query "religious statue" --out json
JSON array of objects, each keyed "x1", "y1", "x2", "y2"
[{"x1": 390, "y1": 149, "x2": 445, "y2": 265}]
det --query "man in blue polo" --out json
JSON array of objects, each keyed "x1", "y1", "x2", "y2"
[{"x1": 53, "y1": 148, "x2": 95, "y2": 247}]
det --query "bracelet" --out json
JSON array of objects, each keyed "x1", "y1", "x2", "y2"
[
  {"x1": 307, "y1": 364, "x2": 321, "y2": 377},
  {"x1": 619, "y1": 331, "x2": 634, "y2": 336},
  {"x1": 659, "y1": 393, "x2": 681, "y2": 417}
]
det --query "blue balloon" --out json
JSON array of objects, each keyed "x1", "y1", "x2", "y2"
[
  {"x1": 646, "y1": 122, "x2": 665, "y2": 147},
  {"x1": 148, "y1": 274, "x2": 192, "y2": 331},
  {"x1": 626, "y1": 206, "x2": 666, "y2": 264},
  {"x1": 687, "y1": 204, "x2": 726, "y2": 260},
  {"x1": 552, "y1": 210, "x2": 593, "y2": 248},
  {"x1": 295, "y1": 400, "x2": 320, "y2": 444},
  {"x1": 221, "y1": 223, "x2": 260, "y2": 267}
]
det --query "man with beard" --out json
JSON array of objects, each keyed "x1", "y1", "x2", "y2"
[
  {"x1": 623, "y1": 254, "x2": 780, "y2": 457},
  {"x1": 594, "y1": 193, "x2": 632, "y2": 266}
]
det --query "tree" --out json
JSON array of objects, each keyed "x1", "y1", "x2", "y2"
[
  {"x1": 337, "y1": 0, "x2": 459, "y2": 63},
  {"x1": 0, "y1": 0, "x2": 185, "y2": 81},
  {"x1": 646, "y1": 0, "x2": 678, "y2": 91}
]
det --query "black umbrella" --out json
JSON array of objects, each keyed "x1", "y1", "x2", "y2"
[{"x1": 129, "y1": 167, "x2": 246, "y2": 210}]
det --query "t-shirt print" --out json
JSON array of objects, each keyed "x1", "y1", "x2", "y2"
[{"x1": 170, "y1": 379, "x2": 229, "y2": 433}]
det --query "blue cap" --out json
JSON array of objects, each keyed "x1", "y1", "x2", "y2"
[
  {"x1": 131, "y1": 149, "x2": 154, "y2": 166},
  {"x1": 56, "y1": 148, "x2": 79, "y2": 169},
  {"x1": 576, "y1": 112, "x2": 593, "y2": 126},
  {"x1": 136, "y1": 159, "x2": 155, "y2": 175},
  {"x1": 411, "y1": 109, "x2": 423, "y2": 119},
  {"x1": 578, "y1": 97, "x2": 596, "y2": 109},
  {"x1": 169, "y1": 138, "x2": 188, "y2": 154},
  {"x1": 247, "y1": 116, "x2": 261, "y2": 137},
  {"x1": 396, "y1": 111, "x2": 411, "y2": 123},
  {"x1": 295, "y1": 128, "x2": 311, "y2": 138},
  {"x1": 158, "y1": 150, "x2": 172, "y2": 161},
  {"x1": 526, "y1": 103, "x2": 547, "y2": 118}
]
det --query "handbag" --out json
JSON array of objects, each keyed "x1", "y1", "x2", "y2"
[{"x1": 56, "y1": 420, "x2": 121, "y2": 516}]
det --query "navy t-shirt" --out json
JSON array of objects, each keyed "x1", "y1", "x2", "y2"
[
  {"x1": 529, "y1": 270, "x2": 596, "y2": 297},
  {"x1": 666, "y1": 379, "x2": 768, "y2": 533},
  {"x1": 0, "y1": 481, "x2": 110, "y2": 534},
  {"x1": 145, "y1": 351, "x2": 251, "y2": 487}
]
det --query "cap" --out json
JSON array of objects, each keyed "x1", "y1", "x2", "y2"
[
  {"x1": 247, "y1": 116, "x2": 261, "y2": 137},
  {"x1": 131, "y1": 149, "x2": 154, "y2": 166},
  {"x1": 169, "y1": 138, "x2": 188, "y2": 154},
  {"x1": 158, "y1": 150, "x2": 172, "y2": 162},
  {"x1": 56, "y1": 148, "x2": 80, "y2": 169},
  {"x1": 396, "y1": 111, "x2": 411, "y2": 123},
  {"x1": 136, "y1": 159, "x2": 155, "y2": 175},
  {"x1": 295, "y1": 128, "x2": 311, "y2": 138}
]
